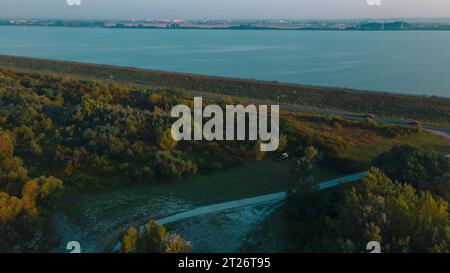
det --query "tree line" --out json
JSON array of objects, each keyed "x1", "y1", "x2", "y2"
[{"x1": 287, "y1": 144, "x2": 450, "y2": 252}]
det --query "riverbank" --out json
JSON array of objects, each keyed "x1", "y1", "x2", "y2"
[{"x1": 1, "y1": 55, "x2": 449, "y2": 125}]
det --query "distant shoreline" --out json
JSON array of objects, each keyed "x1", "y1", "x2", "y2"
[
  {"x1": 2, "y1": 18, "x2": 450, "y2": 31},
  {"x1": 2, "y1": 24, "x2": 450, "y2": 32}
]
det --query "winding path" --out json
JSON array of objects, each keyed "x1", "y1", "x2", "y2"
[
  {"x1": 154, "y1": 172, "x2": 368, "y2": 226},
  {"x1": 111, "y1": 171, "x2": 368, "y2": 252},
  {"x1": 426, "y1": 129, "x2": 450, "y2": 144}
]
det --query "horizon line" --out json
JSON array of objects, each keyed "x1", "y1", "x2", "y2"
[{"x1": 2, "y1": 16, "x2": 450, "y2": 22}]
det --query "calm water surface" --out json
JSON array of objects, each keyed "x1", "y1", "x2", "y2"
[{"x1": 1, "y1": 26, "x2": 449, "y2": 97}]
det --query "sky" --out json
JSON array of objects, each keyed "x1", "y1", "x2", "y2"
[{"x1": 1, "y1": 0, "x2": 450, "y2": 20}]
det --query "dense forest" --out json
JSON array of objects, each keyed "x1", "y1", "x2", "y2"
[
  {"x1": 282, "y1": 144, "x2": 450, "y2": 252},
  {"x1": 0, "y1": 67, "x2": 442, "y2": 252},
  {"x1": 0, "y1": 69, "x2": 262, "y2": 251}
]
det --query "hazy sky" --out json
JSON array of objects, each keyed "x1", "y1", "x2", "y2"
[{"x1": 1, "y1": 0, "x2": 450, "y2": 20}]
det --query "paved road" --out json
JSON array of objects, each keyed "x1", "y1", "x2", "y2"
[
  {"x1": 111, "y1": 171, "x2": 367, "y2": 252},
  {"x1": 191, "y1": 91, "x2": 450, "y2": 134},
  {"x1": 84, "y1": 80, "x2": 450, "y2": 135},
  {"x1": 426, "y1": 129, "x2": 450, "y2": 144},
  {"x1": 157, "y1": 171, "x2": 368, "y2": 224},
  {"x1": 158, "y1": 192, "x2": 287, "y2": 226},
  {"x1": 317, "y1": 172, "x2": 368, "y2": 190}
]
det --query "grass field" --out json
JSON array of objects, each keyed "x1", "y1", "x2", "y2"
[{"x1": 342, "y1": 131, "x2": 450, "y2": 167}]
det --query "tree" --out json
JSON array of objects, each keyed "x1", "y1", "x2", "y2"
[
  {"x1": 154, "y1": 150, "x2": 198, "y2": 180},
  {"x1": 142, "y1": 220, "x2": 169, "y2": 253},
  {"x1": 21, "y1": 180, "x2": 40, "y2": 219},
  {"x1": 0, "y1": 130, "x2": 15, "y2": 160},
  {"x1": 373, "y1": 145, "x2": 450, "y2": 198},
  {"x1": 165, "y1": 234, "x2": 192, "y2": 253},
  {"x1": 148, "y1": 93, "x2": 163, "y2": 105},
  {"x1": 121, "y1": 227, "x2": 139, "y2": 253},
  {"x1": 278, "y1": 134, "x2": 288, "y2": 152},
  {"x1": 120, "y1": 220, "x2": 191, "y2": 253},
  {"x1": 253, "y1": 141, "x2": 265, "y2": 161},
  {"x1": 329, "y1": 168, "x2": 450, "y2": 253},
  {"x1": 0, "y1": 156, "x2": 29, "y2": 194},
  {"x1": 293, "y1": 146, "x2": 320, "y2": 180},
  {"x1": 0, "y1": 175, "x2": 63, "y2": 252},
  {"x1": 0, "y1": 192, "x2": 23, "y2": 223},
  {"x1": 150, "y1": 107, "x2": 166, "y2": 140},
  {"x1": 223, "y1": 96, "x2": 234, "y2": 105},
  {"x1": 36, "y1": 176, "x2": 64, "y2": 210},
  {"x1": 431, "y1": 173, "x2": 450, "y2": 201},
  {"x1": 0, "y1": 192, "x2": 24, "y2": 251},
  {"x1": 158, "y1": 129, "x2": 177, "y2": 151}
]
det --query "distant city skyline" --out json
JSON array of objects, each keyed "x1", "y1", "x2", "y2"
[{"x1": 1, "y1": 0, "x2": 450, "y2": 20}]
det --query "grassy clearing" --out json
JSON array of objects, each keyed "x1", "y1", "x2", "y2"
[
  {"x1": 342, "y1": 131, "x2": 450, "y2": 167},
  {"x1": 61, "y1": 160, "x2": 342, "y2": 243}
]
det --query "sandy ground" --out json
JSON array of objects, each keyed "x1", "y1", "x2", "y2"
[
  {"x1": 52, "y1": 195, "x2": 192, "y2": 253},
  {"x1": 168, "y1": 201, "x2": 283, "y2": 253}
]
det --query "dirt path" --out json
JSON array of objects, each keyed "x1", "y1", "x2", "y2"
[{"x1": 110, "y1": 172, "x2": 367, "y2": 252}]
